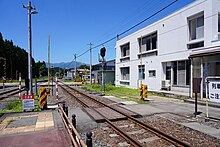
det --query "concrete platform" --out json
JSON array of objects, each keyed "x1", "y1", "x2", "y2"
[
  {"x1": 0, "y1": 129, "x2": 68, "y2": 147},
  {"x1": 0, "y1": 110, "x2": 69, "y2": 147},
  {"x1": 68, "y1": 107, "x2": 98, "y2": 134}
]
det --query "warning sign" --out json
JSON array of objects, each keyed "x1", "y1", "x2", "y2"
[
  {"x1": 209, "y1": 81, "x2": 220, "y2": 103},
  {"x1": 39, "y1": 88, "x2": 47, "y2": 107},
  {"x1": 22, "y1": 94, "x2": 34, "y2": 110}
]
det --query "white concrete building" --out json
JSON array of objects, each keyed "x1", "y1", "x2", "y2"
[{"x1": 115, "y1": 0, "x2": 220, "y2": 98}]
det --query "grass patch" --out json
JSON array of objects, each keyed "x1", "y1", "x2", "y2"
[
  {"x1": 82, "y1": 84, "x2": 151, "y2": 104},
  {"x1": 5, "y1": 119, "x2": 14, "y2": 125},
  {"x1": 0, "y1": 100, "x2": 23, "y2": 114},
  {"x1": 64, "y1": 79, "x2": 74, "y2": 82},
  {"x1": 34, "y1": 98, "x2": 41, "y2": 112},
  {"x1": 0, "y1": 97, "x2": 41, "y2": 115}
]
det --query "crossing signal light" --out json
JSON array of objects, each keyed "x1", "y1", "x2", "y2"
[{"x1": 100, "y1": 47, "x2": 106, "y2": 58}]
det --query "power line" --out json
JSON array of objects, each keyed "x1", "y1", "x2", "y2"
[
  {"x1": 76, "y1": 0, "x2": 178, "y2": 59},
  {"x1": 92, "y1": 0, "x2": 157, "y2": 44},
  {"x1": 117, "y1": 0, "x2": 178, "y2": 38}
]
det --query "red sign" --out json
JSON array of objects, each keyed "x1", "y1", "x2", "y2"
[{"x1": 22, "y1": 94, "x2": 34, "y2": 99}]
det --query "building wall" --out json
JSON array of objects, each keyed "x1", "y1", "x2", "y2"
[{"x1": 116, "y1": 0, "x2": 220, "y2": 92}]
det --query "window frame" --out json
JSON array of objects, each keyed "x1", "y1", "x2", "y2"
[
  {"x1": 148, "y1": 70, "x2": 156, "y2": 78},
  {"x1": 138, "y1": 32, "x2": 157, "y2": 53},
  {"x1": 218, "y1": 13, "x2": 220, "y2": 33},
  {"x1": 120, "y1": 67, "x2": 130, "y2": 81},
  {"x1": 120, "y1": 43, "x2": 130, "y2": 58},
  {"x1": 173, "y1": 60, "x2": 190, "y2": 86},
  {"x1": 188, "y1": 12, "x2": 204, "y2": 41}
]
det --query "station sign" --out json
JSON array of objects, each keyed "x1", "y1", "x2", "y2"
[
  {"x1": 22, "y1": 94, "x2": 35, "y2": 110},
  {"x1": 208, "y1": 81, "x2": 220, "y2": 103}
]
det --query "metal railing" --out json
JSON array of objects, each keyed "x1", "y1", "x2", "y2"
[{"x1": 58, "y1": 103, "x2": 89, "y2": 147}]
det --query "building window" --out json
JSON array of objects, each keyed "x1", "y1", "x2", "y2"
[
  {"x1": 138, "y1": 65, "x2": 145, "y2": 79},
  {"x1": 218, "y1": 13, "x2": 220, "y2": 39},
  {"x1": 188, "y1": 41, "x2": 204, "y2": 49},
  {"x1": 173, "y1": 60, "x2": 190, "y2": 86},
  {"x1": 173, "y1": 62, "x2": 177, "y2": 85},
  {"x1": 166, "y1": 66, "x2": 171, "y2": 80},
  {"x1": 139, "y1": 32, "x2": 157, "y2": 53},
  {"x1": 121, "y1": 67, "x2": 130, "y2": 80},
  {"x1": 120, "y1": 43, "x2": 130, "y2": 57},
  {"x1": 218, "y1": 13, "x2": 220, "y2": 33},
  {"x1": 189, "y1": 14, "x2": 204, "y2": 40},
  {"x1": 149, "y1": 70, "x2": 156, "y2": 77}
]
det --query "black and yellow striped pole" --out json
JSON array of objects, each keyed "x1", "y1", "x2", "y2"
[{"x1": 39, "y1": 87, "x2": 47, "y2": 109}]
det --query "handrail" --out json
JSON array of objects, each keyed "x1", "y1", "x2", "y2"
[
  {"x1": 59, "y1": 105, "x2": 87, "y2": 147},
  {"x1": 59, "y1": 109, "x2": 79, "y2": 147}
]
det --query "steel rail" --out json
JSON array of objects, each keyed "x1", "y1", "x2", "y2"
[
  {"x1": 59, "y1": 83, "x2": 142, "y2": 146},
  {"x1": 0, "y1": 87, "x2": 25, "y2": 95},
  {"x1": 0, "y1": 88, "x2": 26, "y2": 100},
  {"x1": 59, "y1": 81, "x2": 191, "y2": 147},
  {"x1": 59, "y1": 84, "x2": 89, "y2": 108},
  {"x1": 59, "y1": 105, "x2": 87, "y2": 147},
  {"x1": 93, "y1": 107, "x2": 142, "y2": 147}
]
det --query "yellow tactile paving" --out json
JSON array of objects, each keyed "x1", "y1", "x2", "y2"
[{"x1": 0, "y1": 112, "x2": 54, "y2": 135}]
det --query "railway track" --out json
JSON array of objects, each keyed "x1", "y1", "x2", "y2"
[
  {"x1": 59, "y1": 81, "x2": 191, "y2": 146},
  {"x1": 0, "y1": 87, "x2": 25, "y2": 100}
]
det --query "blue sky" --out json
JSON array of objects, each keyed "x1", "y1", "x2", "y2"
[{"x1": 0, "y1": 0, "x2": 194, "y2": 66}]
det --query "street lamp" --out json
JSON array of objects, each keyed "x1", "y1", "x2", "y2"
[{"x1": 24, "y1": 1, "x2": 38, "y2": 95}]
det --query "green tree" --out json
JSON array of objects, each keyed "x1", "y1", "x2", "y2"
[
  {"x1": 78, "y1": 64, "x2": 89, "y2": 69},
  {"x1": 0, "y1": 32, "x2": 38, "y2": 80}
]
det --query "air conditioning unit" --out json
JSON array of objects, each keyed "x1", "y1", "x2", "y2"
[{"x1": 161, "y1": 80, "x2": 171, "y2": 91}]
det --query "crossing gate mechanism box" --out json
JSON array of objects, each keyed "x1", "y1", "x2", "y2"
[
  {"x1": 22, "y1": 94, "x2": 34, "y2": 110},
  {"x1": 39, "y1": 88, "x2": 47, "y2": 107}
]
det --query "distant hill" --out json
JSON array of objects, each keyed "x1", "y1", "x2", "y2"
[{"x1": 45, "y1": 61, "x2": 88, "y2": 69}]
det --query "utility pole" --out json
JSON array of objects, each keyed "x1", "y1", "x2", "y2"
[
  {"x1": 140, "y1": 36, "x2": 143, "y2": 87},
  {"x1": 48, "y1": 35, "x2": 50, "y2": 90},
  {"x1": 74, "y1": 54, "x2": 77, "y2": 79},
  {"x1": 51, "y1": 66, "x2": 53, "y2": 96},
  {"x1": 59, "y1": 67, "x2": 60, "y2": 78},
  {"x1": 23, "y1": 1, "x2": 38, "y2": 95},
  {"x1": 88, "y1": 42, "x2": 93, "y2": 85}
]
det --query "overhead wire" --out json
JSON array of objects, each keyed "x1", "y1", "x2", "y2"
[
  {"x1": 31, "y1": 0, "x2": 36, "y2": 9},
  {"x1": 19, "y1": 0, "x2": 24, "y2": 5},
  {"x1": 92, "y1": 0, "x2": 156, "y2": 44},
  {"x1": 76, "y1": 0, "x2": 178, "y2": 59},
  {"x1": 113, "y1": 11, "x2": 217, "y2": 65}
]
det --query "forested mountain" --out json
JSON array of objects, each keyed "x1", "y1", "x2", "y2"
[{"x1": 0, "y1": 32, "x2": 46, "y2": 80}]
